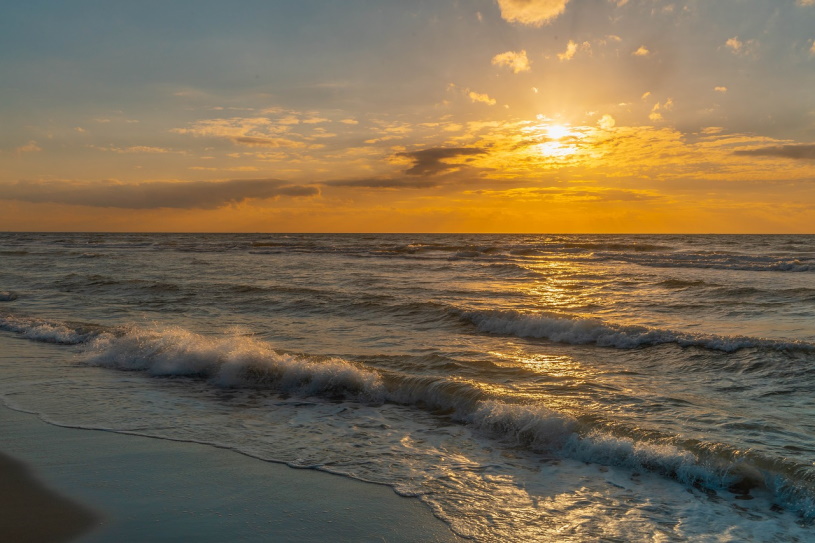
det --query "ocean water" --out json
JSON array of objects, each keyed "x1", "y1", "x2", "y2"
[{"x1": 1, "y1": 232, "x2": 814, "y2": 542}]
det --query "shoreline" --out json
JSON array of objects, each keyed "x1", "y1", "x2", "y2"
[{"x1": 0, "y1": 404, "x2": 461, "y2": 542}]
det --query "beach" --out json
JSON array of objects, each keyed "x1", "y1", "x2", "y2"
[
  {"x1": 0, "y1": 404, "x2": 461, "y2": 542},
  {"x1": 0, "y1": 446, "x2": 97, "y2": 543}
]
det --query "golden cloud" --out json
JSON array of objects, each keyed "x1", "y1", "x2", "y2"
[
  {"x1": 495, "y1": 0, "x2": 570, "y2": 26},
  {"x1": 491, "y1": 50, "x2": 531, "y2": 73},
  {"x1": 468, "y1": 91, "x2": 497, "y2": 106}
]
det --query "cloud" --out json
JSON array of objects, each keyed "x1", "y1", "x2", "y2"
[
  {"x1": 468, "y1": 91, "x2": 497, "y2": 106},
  {"x1": 492, "y1": 50, "x2": 531, "y2": 73},
  {"x1": 92, "y1": 145, "x2": 175, "y2": 154},
  {"x1": 649, "y1": 99, "x2": 673, "y2": 122},
  {"x1": 233, "y1": 136, "x2": 308, "y2": 148},
  {"x1": 397, "y1": 147, "x2": 487, "y2": 176},
  {"x1": 725, "y1": 36, "x2": 757, "y2": 56},
  {"x1": 495, "y1": 0, "x2": 570, "y2": 26},
  {"x1": 714, "y1": 86, "x2": 728, "y2": 93},
  {"x1": 172, "y1": 117, "x2": 276, "y2": 138},
  {"x1": 797, "y1": 0, "x2": 814, "y2": 5},
  {"x1": 14, "y1": 141, "x2": 42, "y2": 154},
  {"x1": 725, "y1": 37, "x2": 743, "y2": 53},
  {"x1": 558, "y1": 41, "x2": 578, "y2": 61},
  {"x1": 598, "y1": 114, "x2": 616, "y2": 130},
  {"x1": 323, "y1": 178, "x2": 440, "y2": 189},
  {"x1": 733, "y1": 144, "x2": 815, "y2": 160},
  {"x1": 1, "y1": 178, "x2": 319, "y2": 209},
  {"x1": 633, "y1": 45, "x2": 650, "y2": 57},
  {"x1": 468, "y1": 186, "x2": 661, "y2": 203}
]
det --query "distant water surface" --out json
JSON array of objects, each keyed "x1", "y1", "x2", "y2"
[{"x1": 1, "y1": 233, "x2": 814, "y2": 541}]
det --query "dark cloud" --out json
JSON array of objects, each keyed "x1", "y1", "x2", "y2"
[
  {"x1": 1, "y1": 178, "x2": 319, "y2": 209},
  {"x1": 323, "y1": 178, "x2": 440, "y2": 189},
  {"x1": 734, "y1": 144, "x2": 815, "y2": 160},
  {"x1": 397, "y1": 147, "x2": 486, "y2": 176}
]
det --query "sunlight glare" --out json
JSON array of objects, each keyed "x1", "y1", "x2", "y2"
[{"x1": 546, "y1": 124, "x2": 572, "y2": 140}]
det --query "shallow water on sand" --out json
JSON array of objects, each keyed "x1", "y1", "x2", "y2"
[{"x1": 1, "y1": 233, "x2": 814, "y2": 541}]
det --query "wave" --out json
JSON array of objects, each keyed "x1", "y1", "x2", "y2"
[
  {"x1": 54, "y1": 273, "x2": 183, "y2": 294},
  {"x1": 457, "y1": 309, "x2": 815, "y2": 353},
  {"x1": 617, "y1": 253, "x2": 815, "y2": 273},
  {"x1": 482, "y1": 262, "x2": 544, "y2": 279},
  {"x1": 561, "y1": 242, "x2": 670, "y2": 252},
  {"x1": 0, "y1": 291, "x2": 17, "y2": 302},
  {"x1": 7, "y1": 298, "x2": 811, "y2": 357},
  {"x1": 3, "y1": 313, "x2": 814, "y2": 518},
  {"x1": 469, "y1": 400, "x2": 815, "y2": 518},
  {"x1": 77, "y1": 324, "x2": 815, "y2": 514},
  {"x1": 0, "y1": 314, "x2": 100, "y2": 344},
  {"x1": 83, "y1": 326, "x2": 385, "y2": 402},
  {"x1": 655, "y1": 279, "x2": 714, "y2": 290}
]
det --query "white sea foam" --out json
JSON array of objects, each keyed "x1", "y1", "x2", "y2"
[
  {"x1": 83, "y1": 326, "x2": 386, "y2": 402},
  {"x1": 0, "y1": 314, "x2": 92, "y2": 344},
  {"x1": 467, "y1": 401, "x2": 711, "y2": 483},
  {"x1": 463, "y1": 400, "x2": 815, "y2": 518},
  {"x1": 460, "y1": 309, "x2": 815, "y2": 353}
]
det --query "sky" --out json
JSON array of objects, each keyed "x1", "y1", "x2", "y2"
[{"x1": 1, "y1": 0, "x2": 814, "y2": 233}]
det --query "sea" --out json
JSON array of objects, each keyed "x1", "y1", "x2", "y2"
[{"x1": 1, "y1": 232, "x2": 814, "y2": 542}]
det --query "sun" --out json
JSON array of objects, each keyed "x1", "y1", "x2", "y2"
[
  {"x1": 546, "y1": 124, "x2": 572, "y2": 140},
  {"x1": 518, "y1": 119, "x2": 583, "y2": 160},
  {"x1": 536, "y1": 123, "x2": 579, "y2": 158}
]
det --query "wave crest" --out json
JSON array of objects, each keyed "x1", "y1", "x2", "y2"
[
  {"x1": 458, "y1": 309, "x2": 815, "y2": 353},
  {"x1": 0, "y1": 314, "x2": 94, "y2": 344},
  {"x1": 83, "y1": 327, "x2": 386, "y2": 402}
]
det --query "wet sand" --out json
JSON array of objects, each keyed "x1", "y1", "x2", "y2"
[
  {"x1": 0, "y1": 405, "x2": 461, "y2": 542},
  {"x1": 0, "y1": 451, "x2": 98, "y2": 542}
]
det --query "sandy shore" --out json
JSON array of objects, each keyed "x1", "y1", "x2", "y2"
[
  {"x1": 0, "y1": 450, "x2": 97, "y2": 542},
  {"x1": 0, "y1": 404, "x2": 461, "y2": 542}
]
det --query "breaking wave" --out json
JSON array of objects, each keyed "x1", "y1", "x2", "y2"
[
  {"x1": 2, "y1": 313, "x2": 814, "y2": 519},
  {"x1": 83, "y1": 326, "x2": 385, "y2": 402},
  {"x1": 0, "y1": 314, "x2": 99, "y2": 344},
  {"x1": 458, "y1": 309, "x2": 815, "y2": 353}
]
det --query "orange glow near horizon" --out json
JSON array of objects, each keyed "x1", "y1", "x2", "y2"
[{"x1": 1, "y1": 2, "x2": 814, "y2": 233}]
